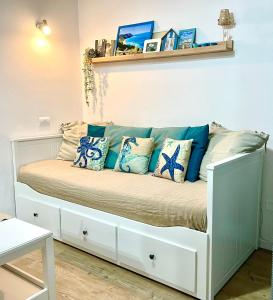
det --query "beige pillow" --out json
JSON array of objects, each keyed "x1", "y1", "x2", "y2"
[
  {"x1": 57, "y1": 121, "x2": 113, "y2": 161},
  {"x1": 199, "y1": 122, "x2": 269, "y2": 181},
  {"x1": 154, "y1": 138, "x2": 193, "y2": 183}
]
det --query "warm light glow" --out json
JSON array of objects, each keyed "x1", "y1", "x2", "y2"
[
  {"x1": 31, "y1": 36, "x2": 51, "y2": 54},
  {"x1": 41, "y1": 24, "x2": 51, "y2": 36},
  {"x1": 36, "y1": 38, "x2": 49, "y2": 47},
  {"x1": 36, "y1": 19, "x2": 51, "y2": 36}
]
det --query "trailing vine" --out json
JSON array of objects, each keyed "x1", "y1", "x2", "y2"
[{"x1": 82, "y1": 48, "x2": 98, "y2": 107}]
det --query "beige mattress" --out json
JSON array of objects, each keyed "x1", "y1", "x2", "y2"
[{"x1": 18, "y1": 160, "x2": 207, "y2": 232}]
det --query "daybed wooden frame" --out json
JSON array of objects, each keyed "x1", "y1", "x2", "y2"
[{"x1": 11, "y1": 135, "x2": 264, "y2": 300}]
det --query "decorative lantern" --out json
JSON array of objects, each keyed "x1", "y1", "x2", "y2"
[{"x1": 218, "y1": 9, "x2": 234, "y2": 41}]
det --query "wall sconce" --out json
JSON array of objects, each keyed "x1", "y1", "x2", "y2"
[
  {"x1": 218, "y1": 9, "x2": 235, "y2": 41},
  {"x1": 36, "y1": 19, "x2": 51, "y2": 36}
]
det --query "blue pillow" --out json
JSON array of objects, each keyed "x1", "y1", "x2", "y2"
[
  {"x1": 184, "y1": 125, "x2": 209, "y2": 182},
  {"x1": 149, "y1": 127, "x2": 189, "y2": 172},
  {"x1": 87, "y1": 124, "x2": 106, "y2": 137},
  {"x1": 104, "y1": 125, "x2": 152, "y2": 169}
]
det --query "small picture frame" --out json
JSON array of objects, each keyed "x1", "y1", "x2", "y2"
[
  {"x1": 152, "y1": 31, "x2": 167, "y2": 39},
  {"x1": 105, "y1": 40, "x2": 116, "y2": 57},
  {"x1": 177, "y1": 28, "x2": 196, "y2": 49},
  {"x1": 95, "y1": 39, "x2": 107, "y2": 57},
  {"x1": 161, "y1": 29, "x2": 178, "y2": 51},
  {"x1": 143, "y1": 38, "x2": 161, "y2": 53}
]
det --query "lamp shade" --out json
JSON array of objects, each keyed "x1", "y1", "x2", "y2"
[{"x1": 218, "y1": 9, "x2": 231, "y2": 26}]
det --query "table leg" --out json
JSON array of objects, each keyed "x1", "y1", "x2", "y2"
[{"x1": 42, "y1": 236, "x2": 56, "y2": 300}]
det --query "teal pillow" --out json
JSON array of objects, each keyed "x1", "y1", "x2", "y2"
[
  {"x1": 184, "y1": 125, "x2": 209, "y2": 182},
  {"x1": 148, "y1": 127, "x2": 189, "y2": 172},
  {"x1": 87, "y1": 124, "x2": 106, "y2": 137},
  {"x1": 104, "y1": 125, "x2": 152, "y2": 169}
]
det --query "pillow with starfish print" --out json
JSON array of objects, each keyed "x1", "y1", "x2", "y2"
[
  {"x1": 73, "y1": 136, "x2": 109, "y2": 171},
  {"x1": 154, "y1": 138, "x2": 193, "y2": 183}
]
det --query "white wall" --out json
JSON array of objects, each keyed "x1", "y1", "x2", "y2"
[
  {"x1": 78, "y1": 0, "x2": 273, "y2": 248},
  {"x1": 0, "y1": 0, "x2": 82, "y2": 214}
]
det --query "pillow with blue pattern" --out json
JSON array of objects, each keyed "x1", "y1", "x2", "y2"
[
  {"x1": 154, "y1": 138, "x2": 192, "y2": 183},
  {"x1": 114, "y1": 136, "x2": 154, "y2": 174},
  {"x1": 73, "y1": 136, "x2": 109, "y2": 171}
]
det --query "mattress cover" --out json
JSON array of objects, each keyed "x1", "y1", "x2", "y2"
[{"x1": 18, "y1": 160, "x2": 207, "y2": 232}]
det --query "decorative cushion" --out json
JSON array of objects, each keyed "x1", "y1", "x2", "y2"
[
  {"x1": 199, "y1": 122, "x2": 269, "y2": 181},
  {"x1": 57, "y1": 121, "x2": 112, "y2": 161},
  {"x1": 87, "y1": 124, "x2": 106, "y2": 137},
  {"x1": 57, "y1": 121, "x2": 87, "y2": 161},
  {"x1": 148, "y1": 127, "x2": 189, "y2": 172},
  {"x1": 114, "y1": 137, "x2": 154, "y2": 174},
  {"x1": 73, "y1": 136, "x2": 109, "y2": 171},
  {"x1": 184, "y1": 124, "x2": 209, "y2": 182},
  {"x1": 104, "y1": 125, "x2": 152, "y2": 169},
  {"x1": 154, "y1": 138, "x2": 193, "y2": 183}
]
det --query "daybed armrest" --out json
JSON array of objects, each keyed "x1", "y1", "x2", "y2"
[
  {"x1": 11, "y1": 134, "x2": 63, "y2": 180},
  {"x1": 206, "y1": 152, "x2": 250, "y2": 170},
  {"x1": 206, "y1": 149, "x2": 264, "y2": 298}
]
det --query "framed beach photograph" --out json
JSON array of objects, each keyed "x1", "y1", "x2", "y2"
[
  {"x1": 177, "y1": 28, "x2": 196, "y2": 49},
  {"x1": 143, "y1": 38, "x2": 161, "y2": 53},
  {"x1": 115, "y1": 21, "x2": 154, "y2": 56}
]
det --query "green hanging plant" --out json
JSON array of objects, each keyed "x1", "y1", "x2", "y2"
[{"x1": 82, "y1": 48, "x2": 98, "y2": 106}]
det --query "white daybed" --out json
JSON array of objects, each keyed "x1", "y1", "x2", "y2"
[{"x1": 11, "y1": 134, "x2": 264, "y2": 300}]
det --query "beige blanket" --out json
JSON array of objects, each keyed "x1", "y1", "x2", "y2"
[{"x1": 18, "y1": 160, "x2": 207, "y2": 231}]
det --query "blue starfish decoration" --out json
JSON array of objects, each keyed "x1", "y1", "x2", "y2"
[{"x1": 160, "y1": 145, "x2": 184, "y2": 181}]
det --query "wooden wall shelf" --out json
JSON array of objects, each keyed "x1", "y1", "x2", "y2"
[{"x1": 92, "y1": 41, "x2": 234, "y2": 64}]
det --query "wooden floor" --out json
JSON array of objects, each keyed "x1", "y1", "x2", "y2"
[{"x1": 11, "y1": 241, "x2": 271, "y2": 300}]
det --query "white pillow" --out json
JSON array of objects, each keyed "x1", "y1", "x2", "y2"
[{"x1": 57, "y1": 121, "x2": 112, "y2": 161}]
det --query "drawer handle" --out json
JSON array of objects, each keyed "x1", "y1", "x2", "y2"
[
  {"x1": 149, "y1": 254, "x2": 155, "y2": 260},
  {"x1": 33, "y1": 213, "x2": 39, "y2": 217},
  {"x1": 82, "y1": 230, "x2": 88, "y2": 236}
]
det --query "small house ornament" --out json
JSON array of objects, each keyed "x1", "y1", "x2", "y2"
[{"x1": 161, "y1": 29, "x2": 178, "y2": 51}]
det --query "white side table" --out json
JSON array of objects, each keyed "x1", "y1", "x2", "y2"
[{"x1": 0, "y1": 218, "x2": 56, "y2": 300}]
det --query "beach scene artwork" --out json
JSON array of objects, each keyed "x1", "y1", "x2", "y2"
[
  {"x1": 177, "y1": 28, "x2": 196, "y2": 49},
  {"x1": 115, "y1": 21, "x2": 154, "y2": 55}
]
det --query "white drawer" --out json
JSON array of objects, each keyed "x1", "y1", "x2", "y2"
[
  {"x1": 118, "y1": 227, "x2": 197, "y2": 293},
  {"x1": 61, "y1": 208, "x2": 117, "y2": 261},
  {"x1": 16, "y1": 196, "x2": 60, "y2": 239}
]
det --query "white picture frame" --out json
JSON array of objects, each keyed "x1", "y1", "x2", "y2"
[{"x1": 143, "y1": 38, "x2": 161, "y2": 53}]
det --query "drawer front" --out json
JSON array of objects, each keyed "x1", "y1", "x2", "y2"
[
  {"x1": 61, "y1": 208, "x2": 117, "y2": 261},
  {"x1": 118, "y1": 227, "x2": 197, "y2": 293},
  {"x1": 15, "y1": 196, "x2": 60, "y2": 239}
]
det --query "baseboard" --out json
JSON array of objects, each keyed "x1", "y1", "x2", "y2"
[{"x1": 259, "y1": 238, "x2": 272, "y2": 250}]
